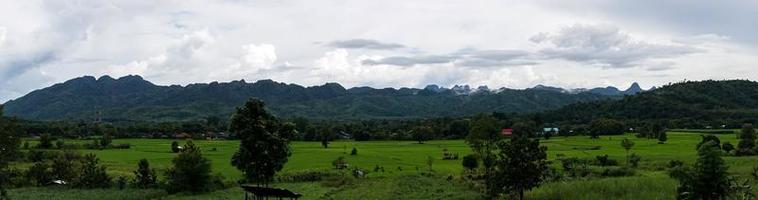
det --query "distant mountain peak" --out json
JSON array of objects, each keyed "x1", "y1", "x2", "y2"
[{"x1": 624, "y1": 82, "x2": 643, "y2": 94}]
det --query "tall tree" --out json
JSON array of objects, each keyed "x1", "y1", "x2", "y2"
[
  {"x1": 133, "y1": 159, "x2": 157, "y2": 188},
  {"x1": 38, "y1": 133, "x2": 53, "y2": 149},
  {"x1": 493, "y1": 124, "x2": 548, "y2": 200},
  {"x1": 412, "y1": 126, "x2": 432, "y2": 144},
  {"x1": 0, "y1": 105, "x2": 21, "y2": 198},
  {"x1": 230, "y1": 99, "x2": 293, "y2": 186},
  {"x1": 671, "y1": 141, "x2": 731, "y2": 199},
  {"x1": 165, "y1": 141, "x2": 212, "y2": 194},
  {"x1": 76, "y1": 154, "x2": 111, "y2": 188},
  {"x1": 737, "y1": 123, "x2": 756, "y2": 156},
  {"x1": 466, "y1": 114, "x2": 502, "y2": 191},
  {"x1": 620, "y1": 138, "x2": 635, "y2": 166}
]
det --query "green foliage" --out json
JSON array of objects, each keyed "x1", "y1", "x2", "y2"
[
  {"x1": 26, "y1": 162, "x2": 51, "y2": 186},
  {"x1": 165, "y1": 141, "x2": 212, "y2": 194},
  {"x1": 412, "y1": 126, "x2": 432, "y2": 144},
  {"x1": 229, "y1": 99, "x2": 293, "y2": 185},
  {"x1": 697, "y1": 135, "x2": 721, "y2": 150},
  {"x1": 332, "y1": 156, "x2": 348, "y2": 170},
  {"x1": 100, "y1": 133, "x2": 113, "y2": 147},
  {"x1": 37, "y1": 133, "x2": 53, "y2": 149},
  {"x1": 171, "y1": 141, "x2": 180, "y2": 153},
  {"x1": 350, "y1": 147, "x2": 357, "y2": 156},
  {"x1": 629, "y1": 153, "x2": 641, "y2": 168},
  {"x1": 133, "y1": 159, "x2": 157, "y2": 188},
  {"x1": 620, "y1": 138, "x2": 635, "y2": 166},
  {"x1": 461, "y1": 154, "x2": 479, "y2": 171},
  {"x1": 737, "y1": 123, "x2": 756, "y2": 156},
  {"x1": 76, "y1": 154, "x2": 111, "y2": 188},
  {"x1": 493, "y1": 133, "x2": 548, "y2": 200},
  {"x1": 0, "y1": 105, "x2": 21, "y2": 198},
  {"x1": 672, "y1": 141, "x2": 731, "y2": 200},
  {"x1": 590, "y1": 118, "x2": 625, "y2": 138},
  {"x1": 722, "y1": 142, "x2": 735, "y2": 153},
  {"x1": 51, "y1": 152, "x2": 80, "y2": 183}
]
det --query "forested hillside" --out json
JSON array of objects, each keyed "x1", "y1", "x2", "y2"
[
  {"x1": 539, "y1": 80, "x2": 758, "y2": 126},
  {"x1": 2, "y1": 75, "x2": 611, "y2": 121}
]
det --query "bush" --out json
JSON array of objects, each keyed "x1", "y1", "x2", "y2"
[
  {"x1": 722, "y1": 142, "x2": 735, "y2": 153},
  {"x1": 51, "y1": 153, "x2": 79, "y2": 183},
  {"x1": 112, "y1": 144, "x2": 131, "y2": 149},
  {"x1": 26, "y1": 162, "x2": 51, "y2": 186},
  {"x1": 164, "y1": 141, "x2": 212, "y2": 194},
  {"x1": 133, "y1": 159, "x2": 157, "y2": 188},
  {"x1": 629, "y1": 153, "x2": 641, "y2": 168},
  {"x1": 350, "y1": 147, "x2": 357, "y2": 155},
  {"x1": 462, "y1": 154, "x2": 479, "y2": 171},
  {"x1": 171, "y1": 141, "x2": 181, "y2": 153},
  {"x1": 277, "y1": 170, "x2": 341, "y2": 182},
  {"x1": 116, "y1": 176, "x2": 128, "y2": 190},
  {"x1": 75, "y1": 154, "x2": 111, "y2": 188},
  {"x1": 601, "y1": 167, "x2": 635, "y2": 177},
  {"x1": 321, "y1": 176, "x2": 354, "y2": 187},
  {"x1": 593, "y1": 155, "x2": 618, "y2": 166}
]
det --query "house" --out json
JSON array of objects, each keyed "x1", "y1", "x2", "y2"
[
  {"x1": 541, "y1": 128, "x2": 559, "y2": 135},
  {"x1": 501, "y1": 128, "x2": 513, "y2": 136}
]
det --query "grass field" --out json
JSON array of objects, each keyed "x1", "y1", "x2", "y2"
[{"x1": 8, "y1": 132, "x2": 758, "y2": 199}]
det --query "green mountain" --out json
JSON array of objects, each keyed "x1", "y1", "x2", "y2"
[
  {"x1": 539, "y1": 80, "x2": 758, "y2": 125},
  {"x1": 2, "y1": 75, "x2": 612, "y2": 121}
]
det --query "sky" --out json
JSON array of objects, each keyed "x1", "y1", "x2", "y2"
[{"x1": 1, "y1": 0, "x2": 758, "y2": 102}]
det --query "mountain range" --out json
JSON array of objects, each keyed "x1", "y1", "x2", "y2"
[{"x1": 0, "y1": 75, "x2": 645, "y2": 121}]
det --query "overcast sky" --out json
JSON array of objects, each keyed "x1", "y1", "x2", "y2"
[{"x1": 2, "y1": 0, "x2": 758, "y2": 102}]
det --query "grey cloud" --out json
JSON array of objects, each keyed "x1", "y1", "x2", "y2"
[
  {"x1": 532, "y1": 24, "x2": 702, "y2": 68},
  {"x1": 363, "y1": 49, "x2": 534, "y2": 67},
  {"x1": 328, "y1": 39, "x2": 406, "y2": 50},
  {"x1": 0, "y1": 51, "x2": 57, "y2": 80}
]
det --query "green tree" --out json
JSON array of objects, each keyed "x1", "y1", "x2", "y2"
[
  {"x1": 493, "y1": 128, "x2": 548, "y2": 200},
  {"x1": 620, "y1": 138, "x2": 635, "y2": 166},
  {"x1": 462, "y1": 154, "x2": 479, "y2": 171},
  {"x1": 589, "y1": 118, "x2": 625, "y2": 139},
  {"x1": 133, "y1": 159, "x2": 157, "y2": 188},
  {"x1": 230, "y1": 99, "x2": 293, "y2": 186},
  {"x1": 171, "y1": 141, "x2": 181, "y2": 153},
  {"x1": 722, "y1": 142, "x2": 735, "y2": 153},
  {"x1": 38, "y1": 133, "x2": 53, "y2": 149},
  {"x1": 736, "y1": 123, "x2": 756, "y2": 156},
  {"x1": 100, "y1": 132, "x2": 113, "y2": 147},
  {"x1": 51, "y1": 153, "x2": 79, "y2": 183},
  {"x1": 671, "y1": 141, "x2": 731, "y2": 200},
  {"x1": 697, "y1": 135, "x2": 721, "y2": 150},
  {"x1": 412, "y1": 126, "x2": 432, "y2": 144},
  {"x1": 26, "y1": 162, "x2": 51, "y2": 186},
  {"x1": 0, "y1": 105, "x2": 21, "y2": 198},
  {"x1": 165, "y1": 141, "x2": 212, "y2": 194},
  {"x1": 658, "y1": 130, "x2": 668, "y2": 144},
  {"x1": 76, "y1": 154, "x2": 111, "y2": 188}
]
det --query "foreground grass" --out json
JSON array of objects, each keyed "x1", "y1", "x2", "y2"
[
  {"x1": 7, "y1": 187, "x2": 166, "y2": 200},
  {"x1": 526, "y1": 177, "x2": 677, "y2": 200}
]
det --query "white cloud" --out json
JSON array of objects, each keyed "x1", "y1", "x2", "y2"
[
  {"x1": 0, "y1": 27, "x2": 6, "y2": 47},
  {"x1": 241, "y1": 43, "x2": 277, "y2": 71}
]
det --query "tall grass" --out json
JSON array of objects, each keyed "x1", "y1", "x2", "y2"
[{"x1": 526, "y1": 177, "x2": 677, "y2": 200}]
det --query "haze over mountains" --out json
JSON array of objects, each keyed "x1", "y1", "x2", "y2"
[{"x1": 1, "y1": 75, "x2": 645, "y2": 121}]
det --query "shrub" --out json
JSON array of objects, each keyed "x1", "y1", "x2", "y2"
[
  {"x1": 116, "y1": 176, "x2": 128, "y2": 190},
  {"x1": 462, "y1": 154, "x2": 479, "y2": 171},
  {"x1": 164, "y1": 141, "x2": 212, "y2": 194},
  {"x1": 332, "y1": 156, "x2": 348, "y2": 170},
  {"x1": 350, "y1": 147, "x2": 357, "y2": 155},
  {"x1": 629, "y1": 153, "x2": 641, "y2": 168},
  {"x1": 112, "y1": 144, "x2": 131, "y2": 149},
  {"x1": 55, "y1": 140, "x2": 65, "y2": 149},
  {"x1": 593, "y1": 155, "x2": 618, "y2": 166},
  {"x1": 37, "y1": 134, "x2": 53, "y2": 149},
  {"x1": 51, "y1": 153, "x2": 79, "y2": 183},
  {"x1": 321, "y1": 176, "x2": 354, "y2": 187},
  {"x1": 722, "y1": 142, "x2": 735, "y2": 153},
  {"x1": 133, "y1": 159, "x2": 157, "y2": 188},
  {"x1": 277, "y1": 170, "x2": 341, "y2": 182},
  {"x1": 171, "y1": 141, "x2": 181, "y2": 153},
  {"x1": 601, "y1": 166, "x2": 635, "y2": 177},
  {"x1": 75, "y1": 154, "x2": 111, "y2": 188},
  {"x1": 26, "y1": 162, "x2": 51, "y2": 186}
]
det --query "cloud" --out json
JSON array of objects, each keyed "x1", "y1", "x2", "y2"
[
  {"x1": 362, "y1": 49, "x2": 534, "y2": 67},
  {"x1": 240, "y1": 43, "x2": 277, "y2": 71},
  {"x1": 0, "y1": 27, "x2": 6, "y2": 47},
  {"x1": 327, "y1": 39, "x2": 405, "y2": 50},
  {"x1": 531, "y1": 24, "x2": 702, "y2": 68}
]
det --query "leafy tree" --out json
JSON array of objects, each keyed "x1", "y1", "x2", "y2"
[
  {"x1": 412, "y1": 126, "x2": 432, "y2": 144},
  {"x1": 620, "y1": 138, "x2": 635, "y2": 166},
  {"x1": 76, "y1": 154, "x2": 111, "y2": 188},
  {"x1": 51, "y1": 153, "x2": 79, "y2": 183},
  {"x1": 0, "y1": 105, "x2": 21, "y2": 198},
  {"x1": 100, "y1": 133, "x2": 113, "y2": 147},
  {"x1": 671, "y1": 141, "x2": 731, "y2": 200},
  {"x1": 722, "y1": 142, "x2": 735, "y2": 153},
  {"x1": 589, "y1": 118, "x2": 625, "y2": 139},
  {"x1": 133, "y1": 159, "x2": 157, "y2": 188},
  {"x1": 230, "y1": 99, "x2": 293, "y2": 186},
  {"x1": 493, "y1": 128, "x2": 548, "y2": 200},
  {"x1": 321, "y1": 131, "x2": 330, "y2": 148},
  {"x1": 38, "y1": 133, "x2": 53, "y2": 149},
  {"x1": 736, "y1": 123, "x2": 756, "y2": 156},
  {"x1": 426, "y1": 155, "x2": 434, "y2": 171},
  {"x1": 658, "y1": 131, "x2": 668, "y2": 144},
  {"x1": 350, "y1": 147, "x2": 358, "y2": 156},
  {"x1": 462, "y1": 154, "x2": 479, "y2": 171},
  {"x1": 696, "y1": 135, "x2": 721, "y2": 150},
  {"x1": 467, "y1": 115, "x2": 501, "y2": 170},
  {"x1": 171, "y1": 141, "x2": 181, "y2": 153},
  {"x1": 165, "y1": 141, "x2": 212, "y2": 194},
  {"x1": 26, "y1": 161, "x2": 51, "y2": 186},
  {"x1": 448, "y1": 120, "x2": 471, "y2": 139}
]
